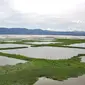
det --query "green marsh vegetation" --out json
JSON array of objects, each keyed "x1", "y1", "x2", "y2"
[
  {"x1": 0, "y1": 52, "x2": 32, "y2": 61},
  {"x1": 0, "y1": 52, "x2": 85, "y2": 85},
  {"x1": 31, "y1": 38, "x2": 85, "y2": 49},
  {"x1": 0, "y1": 38, "x2": 85, "y2": 49}
]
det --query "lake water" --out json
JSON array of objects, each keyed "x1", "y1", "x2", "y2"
[
  {"x1": 34, "y1": 75, "x2": 85, "y2": 85},
  {"x1": 0, "y1": 56, "x2": 27, "y2": 66},
  {"x1": 0, "y1": 44, "x2": 28, "y2": 48},
  {"x1": 68, "y1": 43, "x2": 85, "y2": 48},
  {"x1": 81, "y1": 56, "x2": 85, "y2": 62},
  {"x1": 0, "y1": 35, "x2": 85, "y2": 39},
  {"x1": 0, "y1": 47, "x2": 85, "y2": 60},
  {"x1": 26, "y1": 42, "x2": 61, "y2": 44},
  {"x1": 4, "y1": 40, "x2": 16, "y2": 42}
]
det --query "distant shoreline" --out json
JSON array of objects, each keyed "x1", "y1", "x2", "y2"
[{"x1": 0, "y1": 35, "x2": 85, "y2": 39}]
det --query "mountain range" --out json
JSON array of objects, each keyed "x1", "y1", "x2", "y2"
[{"x1": 0, "y1": 28, "x2": 85, "y2": 36}]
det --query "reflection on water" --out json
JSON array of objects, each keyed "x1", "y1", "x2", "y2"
[
  {"x1": 0, "y1": 56, "x2": 26, "y2": 66},
  {"x1": 34, "y1": 75, "x2": 85, "y2": 85},
  {"x1": 68, "y1": 43, "x2": 85, "y2": 47},
  {"x1": 0, "y1": 47, "x2": 85, "y2": 60}
]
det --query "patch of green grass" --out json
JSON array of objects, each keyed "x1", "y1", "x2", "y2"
[{"x1": 51, "y1": 38, "x2": 85, "y2": 46}]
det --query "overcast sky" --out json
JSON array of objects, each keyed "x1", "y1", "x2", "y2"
[{"x1": 0, "y1": 0, "x2": 85, "y2": 31}]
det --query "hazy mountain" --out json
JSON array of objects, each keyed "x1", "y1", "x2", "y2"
[{"x1": 0, "y1": 28, "x2": 85, "y2": 36}]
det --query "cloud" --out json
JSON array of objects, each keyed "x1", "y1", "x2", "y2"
[{"x1": 0, "y1": 0, "x2": 85, "y2": 31}]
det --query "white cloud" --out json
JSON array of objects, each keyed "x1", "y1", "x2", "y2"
[
  {"x1": 0, "y1": 0, "x2": 85, "y2": 31},
  {"x1": 10, "y1": 0, "x2": 85, "y2": 15}
]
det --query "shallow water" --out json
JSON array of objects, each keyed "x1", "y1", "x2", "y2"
[
  {"x1": 81, "y1": 56, "x2": 85, "y2": 62},
  {"x1": 0, "y1": 47, "x2": 85, "y2": 60},
  {"x1": 4, "y1": 40, "x2": 16, "y2": 42},
  {"x1": 34, "y1": 75, "x2": 85, "y2": 85},
  {"x1": 1, "y1": 35, "x2": 85, "y2": 39},
  {"x1": 68, "y1": 43, "x2": 85, "y2": 47},
  {"x1": 0, "y1": 56, "x2": 27, "y2": 66},
  {"x1": 26, "y1": 42, "x2": 61, "y2": 44},
  {"x1": 0, "y1": 44, "x2": 28, "y2": 48}
]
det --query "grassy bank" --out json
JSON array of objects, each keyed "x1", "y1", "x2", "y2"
[
  {"x1": 0, "y1": 52, "x2": 32, "y2": 61},
  {"x1": 0, "y1": 52, "x2": 85, "y2": 84}
]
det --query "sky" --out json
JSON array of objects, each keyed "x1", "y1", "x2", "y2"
[{"x1": 0, "y1": 0, "x2": 85, "y2": 31}]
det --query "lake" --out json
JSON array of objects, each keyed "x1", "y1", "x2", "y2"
[
  {"x1": 34, "y1": 75, "x2": 85, "y2": 85},
  {"x1": 25, "y1": 42, "x2": 61, "y2": 44},
  {"x1": 0, "y1": 56, "x2": 27, "y2": 66},
  {"x1": 0, "y1": 47, "x2": 85, "y2": 60},
  {"x1": 81, "y1": 56, "x2": 85, "y2": 62},
  {"x1": 0, "y1": 44, "x2": 28, "y2": 48},
  {"x1": 68, "y1": 43, "x2": 85, "y2": 47},
  {"x1": 0, "y1": 35, "x2": 85, "y2": 39}
]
